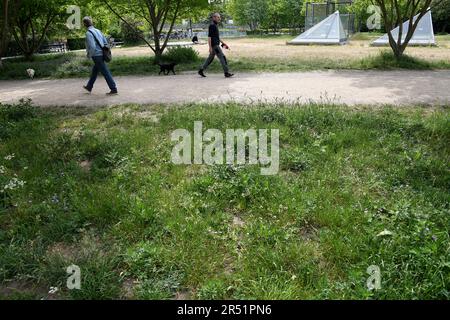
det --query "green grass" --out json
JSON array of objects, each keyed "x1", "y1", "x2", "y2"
[
  {"x1": 0, "y1": 51, "x2": 202, "y2": 80},
  {"x1": 350, "y1": 32, "x2": 384, "y2": 41},
  {"x1": 359, "y1": 51, "x2": 439, "y2": 70},
  {"x1": 1, "y1": 48, "x2": 450, "y2": 80},
  {"x1": 0, "y1": 100, "x2": 449, "y2": 300}
]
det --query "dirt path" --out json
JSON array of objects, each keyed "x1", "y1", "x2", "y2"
[{"x1": 1, "y1": 70, "x2": 449, "y2": 107}]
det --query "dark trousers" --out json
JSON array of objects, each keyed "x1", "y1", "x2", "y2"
[
  {"x1": 86, "y1": 56, "x2": 117, "y2": 91},
  {"x1": 201, "y1": 45, "x2": 229, "y2": 74}
]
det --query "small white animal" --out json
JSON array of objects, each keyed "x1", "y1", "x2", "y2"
[{"x1": 26, "y1": 68, "x2": 35, "y2": 79}]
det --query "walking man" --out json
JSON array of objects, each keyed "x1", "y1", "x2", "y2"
[
  {"x1": 82, "y1": 16, "x2": 118, "y2": 95},
  {"x1": 198, "y1": 13, "x2": 234, "y2": 78}
]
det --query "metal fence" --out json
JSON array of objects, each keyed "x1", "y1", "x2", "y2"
[{"x1": 305, "y1": 1, "x2": 357, "y2": 36}]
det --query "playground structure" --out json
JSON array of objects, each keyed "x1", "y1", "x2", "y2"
[
  {"x1": 289, "y1": 11, "x2": 348, "y2": 45},
  {"x1": 371, "y1": 10, "x2": 436, "y2": 46},
  {"x1": 305, "y1": 0, "x2": 356, "y2": 37},
  {"x1": 288, "y1": 1, "x2": 355, "y2": 45}
]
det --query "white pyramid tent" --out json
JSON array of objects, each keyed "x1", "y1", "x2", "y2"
[
  {"x1": 372, "y1": 10, "x2": 435, "y2": 46},
  {"x1": 289, "y1": 11, "x2": 347, "y2": 45}
]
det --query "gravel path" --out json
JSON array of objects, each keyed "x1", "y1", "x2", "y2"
[{"x1": 1, "y1": 70, "x2": 449, "y2": 107}]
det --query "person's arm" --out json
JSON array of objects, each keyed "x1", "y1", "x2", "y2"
[
  {"x1": 85, "y1": 31, "x2": 96, "y2": 59},
  {"x1": 207, "y1": 25, "x2": 213, "y2": 54},
  {"x1": 208, "y1": 36, "x2": 213, "y2": 53},
  {"x1": 220, "y1": 39, "x2": 229, "y2": 50}
]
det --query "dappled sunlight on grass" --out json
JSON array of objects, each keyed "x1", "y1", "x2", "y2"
[
  {"x1": 0, "y1": 100, "x2": 449, "y2": 299},
  {"x1": 2, "y1": 36, "x2": 450, "y2": 80}
]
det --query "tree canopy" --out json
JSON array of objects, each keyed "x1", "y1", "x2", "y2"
[
  {"x1": 1, "y1": 0, "x2": 449, "y2": 62},
  {"x1": 228, "y1": 0, "x2": 304, "y2": 32},
  {"x1": 99, "y1": 0, "x2": 208, "y2": 60}
]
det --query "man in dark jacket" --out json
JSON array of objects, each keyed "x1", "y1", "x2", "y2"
[{"x1": 198, "y1": 13, "x2": 234, "y2": 78}]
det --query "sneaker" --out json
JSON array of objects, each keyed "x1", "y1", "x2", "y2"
[
  {"x1": 107, "y1": 90, "x2": 118, "y2": 95},
  {"x1": 83, "y1": 86, "x2": 92, "y2": 93},
  {"x1": 198, "y1": 69, "x2": 206, "y2": 78},
  {"x1": 224, "y1": 73, "x2": 234, "y2": 78}
]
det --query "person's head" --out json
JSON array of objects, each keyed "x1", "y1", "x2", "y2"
[
  {"x1": 82, "y1": 16, "x2": 93, "y2": 28},
  {"x1": 212, "y1": 13, "x2": 221, "y2": 24}
]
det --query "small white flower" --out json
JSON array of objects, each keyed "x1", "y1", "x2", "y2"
[
  {"x1": 377, "y1": 229, "x2": 393, "y2": 237},
  {"x1": 0, "y1": 165, "x2": 5, "y2": 174},
  {"x1": 2, "y1": 177, "x2": 26, "y2": 191},
  {"x1": 51, "y1": 194, "x2": 59, "y2": 204},
  {"x1": 48, "y1": 287, "x2": 59, "y2": 294},
  {"x1": 4, "y1": 154, "x2": 15, "y2": 161}
]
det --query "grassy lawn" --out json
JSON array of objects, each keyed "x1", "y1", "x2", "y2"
[
  {"x1": 1, "y1": 34, "x2": 450, "y2": 80},
  {"x1": 0, "y1": 100, "x2": 448, "y2": 299}
]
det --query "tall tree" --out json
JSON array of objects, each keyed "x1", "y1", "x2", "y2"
[
  {"x1": 227, "y1": 0, "x2": 268, "y2": 31},
  {"x1": 432, "y1": 0, "x2": 450, "y2": 33},
  {"x1": 0, "y1": 0, "x2": 10, "y2": 67},
  {"x1": 280, "y1": 0, "x2": 304, "y2": 32},
  {"x1": 371, "y1": 0, "x2": 433, "y2": 58},
  {"x1": 264, "y1": 0, "x2": 284, "y2": 32},
  {"x1": 9, "y1": 0, "x2": 67, "y2": 60},
  {"x1": 100, "y1": 0, "x2": 207, "y2": 61},
  {"x1": 228, "y1": 0, "x2": 304, "y2": 32}
]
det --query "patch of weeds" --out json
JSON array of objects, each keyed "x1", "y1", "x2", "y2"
[
  {"x1": 360, "y1": 51, "x2": 433, "y2": 70},
  {"x1": 123, "y1": 242, "x2": 184, "y2": 300},
  {"x1": 191, "y1": 165, "x2": 283, "y2": 212},
  {"x1": 162, "y1": 46, "x2": 200, "y2": 64},
  {"x1": 281, "y1": 147, "x2": 311, "y2": 172},
  {"x1": 196, "y1": 279, "x2": 229, "y2": 300}
]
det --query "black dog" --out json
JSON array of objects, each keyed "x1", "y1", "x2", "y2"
[{"x1": 158, "y1": 62, "x2": 177, "y2": 75}]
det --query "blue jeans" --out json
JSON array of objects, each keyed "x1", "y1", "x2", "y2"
[{"x1": 86, "y1": 56, "x2": 117, "y2": 91}]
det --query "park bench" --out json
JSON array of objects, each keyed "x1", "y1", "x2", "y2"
[
  {"x1": 113, "y1": 41, "x2": 124, "y2": 47},
  {"x1": 165, "y1": 41, "x2": 193, "y2": 47},
  {"x1": 39, "y1": 42, "x2": 67, "y2": 54}
]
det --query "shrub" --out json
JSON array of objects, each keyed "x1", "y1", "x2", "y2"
[
  {"x1": 121, "y1": 20, "x2": 145, "y2": 45},
  {"x1": 162, "y1": 46, "x2": 199, "y2": 64},
  {"x1": 360, "y1": 51, "x2": 433, "y2": 70},
  {"x1": 0, "y1": 99, "x2": 36, "y2": 140},
  {"x1": 108, "y1": 25, "x2": 123, "y2": 41},
  {"x1": 0, "y1": 99, "x2": 36, "y2": 122},
  {"x1": 67, "y1": 38, "x2": 86, "y2": 51}
]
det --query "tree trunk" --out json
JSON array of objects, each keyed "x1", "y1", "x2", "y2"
[
  {"x1": 0, "y1": 0, "x2": 10, "y2": 66},
  {"x1": 387, "y1": 32, "x2": 402, "y2": 58},
  {"x1": 102, "y1": 0, "x2": 184, "y2": 62},
  {"x1": 392, "y1": 44, "x2": 405, "y2": 58},
  {"x1": 24, "y1": 51, "x2": 34, "y2": 60},
  {"x1": 154, "y1": 47, "x2": 163, "y2": 63},
  {"x1": 375, "y1": 0, "x2": 432, "y2": 60},
  {"x1": 159, "y1": 0, "x2": 181, "y2": 60},
  {"x1": 442, "y1": 21, "x2": 448, "y2": 33},
  {"x1": 152, "y1": 23, "x2": 162, "y2": 63}
]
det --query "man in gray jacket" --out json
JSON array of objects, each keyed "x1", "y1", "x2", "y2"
[{"x1": 82, "y1": 17, "x2": 118, "y2": 95}]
